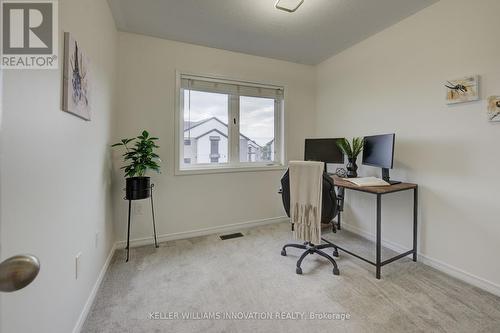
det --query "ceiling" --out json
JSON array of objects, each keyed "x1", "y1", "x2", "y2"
[{"x1": 107, "y1": 0, "x2": 438, "y2": 65}]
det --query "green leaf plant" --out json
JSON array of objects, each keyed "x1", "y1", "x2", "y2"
[
  {"x1": 111, "y1": 130, "x2": 161, "y2": 178},
  {"x1": 336, "y1": 137, "x2": 364, "y2": 160}
]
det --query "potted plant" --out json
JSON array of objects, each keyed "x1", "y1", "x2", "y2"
[
  {"x1": 112, "y1": 130, "x2": 161, "y2": 200},
  {"x1": 336, "y1": 137, "x2": 364, "y2": 178}
]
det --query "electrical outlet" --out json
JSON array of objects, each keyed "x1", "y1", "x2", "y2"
[
  {"x1": 133, "y1": 203, "x2": 143, "y2": 215},
  {"x1": 75, "y1": 252, "x2": 82, "y2": 280},
  {"x1": 95, "y1": 232, "x2": 99, "y2": 248}
]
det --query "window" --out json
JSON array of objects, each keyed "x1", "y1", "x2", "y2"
[
  {"x1": 240, "y1": 96, "x2": 275, "y2": 163},
  {"x1": 177, "y1": 73, "x2": 284, "y2": 173},
  {"x1": 209, "y1": 136, "x2": 221, "y2": 163},
  {"x1": 181, "y1": 90, "x2": 229, "y2": 166}
]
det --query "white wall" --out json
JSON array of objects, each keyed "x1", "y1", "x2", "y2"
[
  {"x1": 0, "y1": 69, "x2": 3, "y2": 127},
  {"x1": 113, "y1": 32, "x2": 315, "y2": 243},
  {"x1": 0, "y1": 0, "x2": 117, "y2": 332},
  {"x1": 316, "y1": 0, "x2": 500, "y2": 291}
]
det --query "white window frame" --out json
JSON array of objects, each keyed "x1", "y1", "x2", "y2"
[{"x1": 174, "y1": 71, "x2": 286, "y2": 175}]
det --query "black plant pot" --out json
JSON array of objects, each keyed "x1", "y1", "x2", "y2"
[
  {"x1": 346, "y1": 158, "x2": 358, "y2": 178},
  {"x1": 125, "y1": 177, "x2": 151, "y2": 200}
]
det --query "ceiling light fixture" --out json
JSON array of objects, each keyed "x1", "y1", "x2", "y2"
[{"x1": 275, "y1": 0, "x2": 304, "y2": 13}]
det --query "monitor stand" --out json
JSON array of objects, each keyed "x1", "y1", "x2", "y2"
[{"x1": 382, "y1": 168, "x2": 401, "y2": 185}]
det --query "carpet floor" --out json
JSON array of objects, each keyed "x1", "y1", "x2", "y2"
[{"x1": 82, "y1": 222, "x2": 500, "y2": 333}]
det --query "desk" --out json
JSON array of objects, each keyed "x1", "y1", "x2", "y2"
[{"x1": 324, "y1": 176, "x2": 418, "y2": 279}]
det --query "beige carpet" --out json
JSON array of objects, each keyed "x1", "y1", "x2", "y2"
[{"x1": 82, "y1": 222, "x2": 500, "y2": 333}]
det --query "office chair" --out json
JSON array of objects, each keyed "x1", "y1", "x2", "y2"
[{"x1": 279, "y1": 169, "x2": 341, "y2": 275}]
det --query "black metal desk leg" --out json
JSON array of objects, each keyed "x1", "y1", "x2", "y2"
[
  {"x1": 126, "y1": 199, "x2": 131, "y2": 262},
  {"x1": 337, "y1": 188, "x2": 345, "y2": 230},
  {"x1": 376, "y1": 194, "x2": 382, "y2": 279},
  {"x1": 150, "y1": 185, "x2": 159, "y2": 248},
  {"x1": 413, "y1": 187, "x2": 418, "y2": 262}
]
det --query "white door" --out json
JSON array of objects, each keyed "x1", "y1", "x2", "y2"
[{"x1": 0, "y1": 64, "x2": 40, "y2": 333}]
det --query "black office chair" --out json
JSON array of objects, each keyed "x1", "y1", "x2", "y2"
[{"x1": 279, "y1": 169, "x2": 341, "y2": 275}]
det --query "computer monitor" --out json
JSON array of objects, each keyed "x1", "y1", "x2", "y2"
[
  {"x1": 362, "y1": 133, "x2": 400, "y2": 185},
  {"x1": 304, "y1": 138, "x2": 344, "y2": 171}
]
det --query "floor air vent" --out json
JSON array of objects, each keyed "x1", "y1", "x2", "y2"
[{"x1": 219, "y1": 232, "x2": 244, "y2": 240}]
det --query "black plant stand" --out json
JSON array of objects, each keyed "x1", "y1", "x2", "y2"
[{"x1": 125, "y1": 184, "x2": 159, "y2": 262}]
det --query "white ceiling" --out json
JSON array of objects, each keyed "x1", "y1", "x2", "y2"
[{"x1": 107, "y1": 0, "x2": 438, "y2": 65}]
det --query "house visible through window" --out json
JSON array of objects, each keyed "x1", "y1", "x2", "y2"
[
  {"x1": 240, "y1": 96, "x2": 275, "y2": 163},
  {"x1": 178, "y1": 74, "x2": 284, "y2": 172}
]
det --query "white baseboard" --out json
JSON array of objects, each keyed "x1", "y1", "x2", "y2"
[
  {"x1": 72, "y1": 243, "x2": 117, "y2": 333},
  {"x1": 115, "y1": 216, "x2": 289, "y2": 249},
  {"x1": 341, "y1": 222, "x2": 500, "y2": 297},
  {"x1": 417, "y1": 254, "x2": 500, "y2": 297}
]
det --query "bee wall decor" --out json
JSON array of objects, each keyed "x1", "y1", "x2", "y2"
[
  {"x1": 445, "y1": 75, "x2": 479, "y2": 104},
  {"x1": 63, "y1": 32, "x2": 91, "y2": 121},
  {"x1": 487, "y1": 96, "x2": 500, "y2": 122}
]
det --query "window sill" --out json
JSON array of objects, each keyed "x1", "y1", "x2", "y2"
[{"x1": 175, "y1": 164, "x2": 286, "y2": 176}]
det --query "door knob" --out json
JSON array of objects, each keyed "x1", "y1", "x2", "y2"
[{"x1": 0, "y1": 255, "x2": 40, "y2": 292}]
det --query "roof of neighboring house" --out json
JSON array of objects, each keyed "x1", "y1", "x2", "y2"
[
  {"x1": 184, "y1": 117, "x2": 262, "y2": 148},
  {"x1": 183, "y1": 118, "x2": 212, "y2": 131},
  {"x1": 194, "y1": 128, "x2": 227, "y2": 140}
]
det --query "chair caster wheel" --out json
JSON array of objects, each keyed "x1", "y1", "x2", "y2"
[
  {"x1": 296, "y1": 267, "x2": 302, "y2": 275},
  {"x1": 333, "y1": 268, "x2": 340, "y2": 276},
  {"x1": 332, "y1": 250, "x2": 339, "y2": 258},
  {"x1": 281, "y1": 249, "x2": 287, "y2": 256}
]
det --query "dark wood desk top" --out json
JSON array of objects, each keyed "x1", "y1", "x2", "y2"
[{"x1": 331, "y1": 175, "x2": 417, "y2": 194}]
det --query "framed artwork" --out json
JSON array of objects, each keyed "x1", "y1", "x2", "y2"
[
  {"x1": 63, "y1": 32, "x2": 91, "y2": 120},
  {"x1": 445, "y1": 75, "x2": 479, "y2": 104},
  {"x1": 487, "y1": 96, "x2": 500, "y2": 122}
]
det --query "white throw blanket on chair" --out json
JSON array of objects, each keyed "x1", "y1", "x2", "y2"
[{"x1": 289, "y1": 161, "x2": 324, "y2": 245}]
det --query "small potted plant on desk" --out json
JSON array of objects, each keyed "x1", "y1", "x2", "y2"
[
  {"x1": 112, "y1": 130, "x2": 161, "y2": 200},
  {"x1": 336, "y1": 137, "x2": 364, "y2": 178}
]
